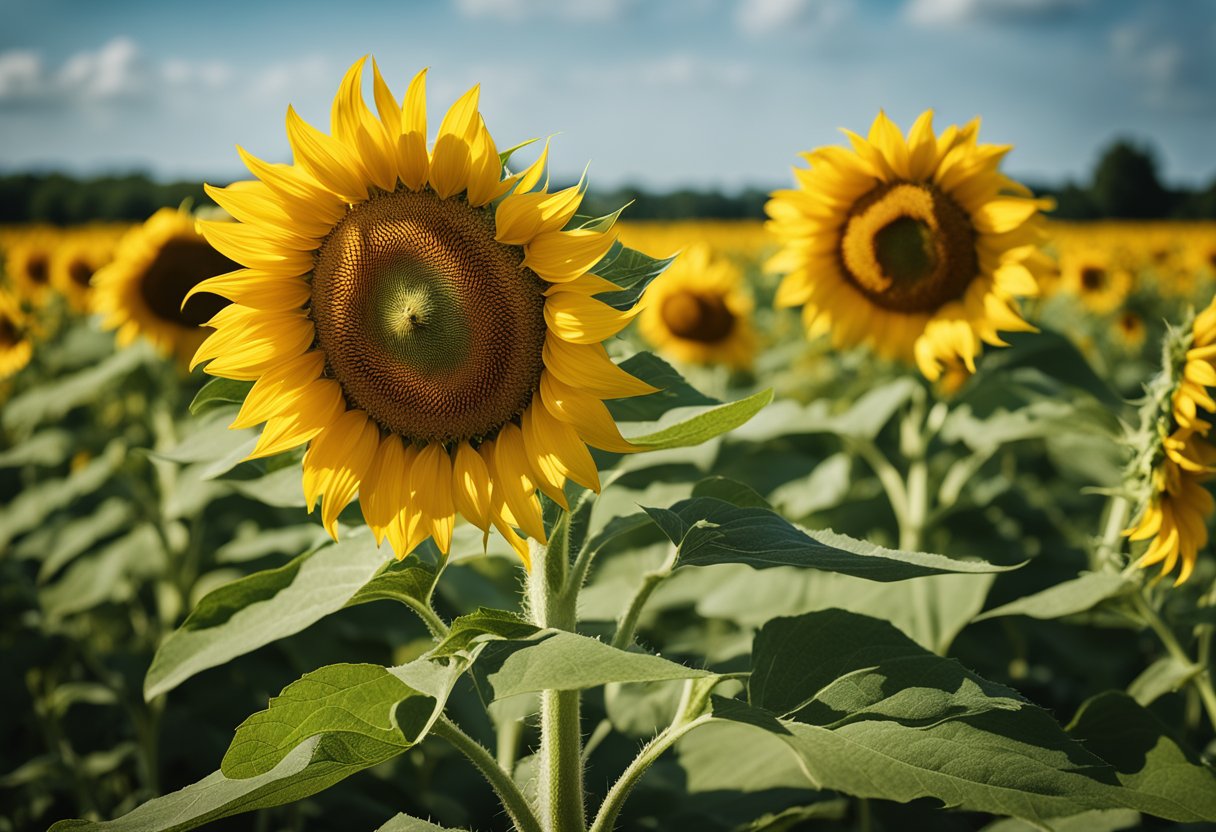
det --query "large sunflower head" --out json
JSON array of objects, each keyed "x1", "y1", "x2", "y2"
[
  {"x1": 92, "y1": 208, "x2": 236, "y2": 364},
  {"x1": 0, "y1": 287, "x2": 33, "y2": 380},
  {"x1": 192, "y1": 57, "x2": 656, "y2": 566},
  {"x1": 766, "y1": 110, "x2": 1052, "y2": 381},
  {"x1": 639, "y1": 243, "x2": 756, "y2": 370}
]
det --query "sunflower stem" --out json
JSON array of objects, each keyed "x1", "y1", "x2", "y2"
[
  {"x1": 1134, "y1": 592, "x2": 1216, "y2": 732},
  {"x1": 611, "y1": 545, "x2": 678, "y2": 650},
  {"x1": 432, "y1": 716, "x2": 541, "y2": 832},
  {"x1": 528, "y1": 533, "x2": 586, "y2": 832}
]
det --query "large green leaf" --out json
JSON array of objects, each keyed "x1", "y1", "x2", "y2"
[
  {"x1": 0, "y1": 428, "x2": 72, "y2": 468},
  {"x1": 976, "y1": 572, "x2": 1133, "y2": 621},
  {"x1": 1066, "y1": 691, "x2": 1216, "y2": 822},
  {"x1": 39, "y1": 525, "x2": 165, "y2": 621},
  {"x1": 473, "y1": 630, "x2": 710, "y2": 699},
  {"x1": 145, "y1": 528, "x2": 438, "y2": 699},
  {"x1": 222, "y1": 660, "x2": 459, "y2": 779},
  {"x1": 627, "y1": 389, "x2": 773, "y2": 450},
  {"x1": 749, "y1": 611, "x2": 1025, "y2": 726},
  {"x1": 731, "y1": 377, "x2": 919, "y2": 444},
  {"x1": 49, "y1": 734, "x2": 401, "y2": 832},
  {"x1": 644, "y1": 497, "x2": 1018, "y2": 581},
  {"x1": 606, "y1": 352, "x2": 718, "y2": 423},
  {"x1": 376, "y1": 815, "x2": 464, "y2": 832}
]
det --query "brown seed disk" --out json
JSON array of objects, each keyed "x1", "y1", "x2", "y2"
[
  {"x1": 138, "y1": 238, "x2": 235, "y2": 326},
  {"x1": 839, "y1": 181, "x2": 978, "y2": 313},
  {"x1": 1080, "y1": 266, "x2": 1107, "y2": 291},
  {"x1": 26, "y1": 254, "x2": 50, "y2": 285},
  {"x1": 311, "y1": 189, "x2": 548, "y2": 445},
  {"x1": 0, "y1": 314, "x2": 19, "y2": 347},
  {"x1": 69, "y1": 259, "x2": 95, "y2": 288},
  {"x1": 661, "y1": 292, "x2": 735, "y2": 343}
]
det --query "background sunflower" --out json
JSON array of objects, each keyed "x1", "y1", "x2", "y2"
[{"x1": 766, "y1": 110, "x2": 1052, "y2": 381}]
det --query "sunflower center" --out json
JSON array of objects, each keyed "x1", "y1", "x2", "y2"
[
  {"x1": 1080, "y1": 266, "x2": 1107, "y2": 292},
  {"x1": 311, "y1": 188, "x2": 547, "y2": 445},
  {"x1": 0, "y1": 315, "x2": 19, "y2": 348},
  {"x1": 661, "y1": 292, "x2": 735, "y2": 343},
  {"x1": 68, "y1": 259, "x2": 94, "y2": 288},
  {"x1": 839, "y1": 182, "x2": 977, "y2": 313},
  {"x1": 26, "y1": 254, "x2": 49, "y2": 285},
  {"x1": 138, "y1": 238, "x2": 236, "y2": 327}
]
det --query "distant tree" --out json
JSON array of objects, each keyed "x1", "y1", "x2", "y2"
[{"x1": 1090, "y1": 140, "x2": 1173, "y2": 219}]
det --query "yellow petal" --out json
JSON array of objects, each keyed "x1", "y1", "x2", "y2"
[
  {"x1": 539, "y1": 370, "x2": 635, "y2": 453},
  {"x1": 542, "y1": 335, "x2": 656, "y2": 399},
  {"x1": 230, "y1": 350, "x2": 325, "y2": 429},
  {"x1": 523, "y1": 228, "x2": 617, "y2": 283},
  {"x1": 247, "y1": 379, "x2": 344, "y2": 459},
  {"x1": 411, "y1": 443, "x2": 456, "y2": 554},
  {"x1": 302, "y1": 409, "x2": 381, "y2": 538},
  {"x1": 544, "y1": 289, "x2": 640, "y2": 344},
  {"x1": 285, "y1": 105, "x2": 369, "y2": 203},
  {"x1": 452, "y1": 440, "x2": 492, "y2": 532},
  {"x1": 398, "y1": 67, "x2": 430, "y2": 191},
  {"x1": 524, "y1": 399, "x2": 600, "y2": 492},
  {"x1": 429, "y1": 84, "x2": 480, "y2": 198},
  {"x1": 490, "y1": 423, "x2": 547, "y2": 541}
]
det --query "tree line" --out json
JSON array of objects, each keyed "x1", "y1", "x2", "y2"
[{"x1": 2, "y1": 140, "x2": 1213, "y2": 225}]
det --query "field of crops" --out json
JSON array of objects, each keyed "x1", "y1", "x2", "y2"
[{"x1": 4, "y1": 58, "x2": 1216, "y2": 832}]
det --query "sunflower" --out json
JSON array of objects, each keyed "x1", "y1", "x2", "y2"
[
  {"x1": 1126, "y1": 458, "x2": 1213, "y2": 585},
  {"x1": 1059, "y1": 246, "x2": 1131, "y2": 314},
  {"x1": 766, "y1": 110, "x2": 1051, "y2": 381},
  {"x1": 92, "y1": 208, "x2": 236, "y2": 364},
  {"x1": 1125, "y1": 297, "x2": 1216, "y2": 584},
  {"x1": 639, "y1": 243, "x2": 755, "y2": 369},
  {"x1": 1114, "y1": 311, "x2": 1146, "y2": 351},
  {"x1": 191, "y1": 57, "x2": 655, "y2": 565},
  {"x1": 5, "y1": 231, "x2": 57, "y2": 307},
  {"x1": 0, "y1": 288, "x2": 33, "y2": 380},
  {"x1": 52, "y1": 232, "x2": 114, "y2": 313}
]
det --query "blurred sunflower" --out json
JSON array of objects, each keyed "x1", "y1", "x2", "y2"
[
  {"x1": 766, "y1": 110, "x2": 1051, "y2": 381},
  {"x1": 52, "y1": 234, "x2": 113, "y2": 313},
  {"x1": 639, "y1": 244, "x2": 755, "y2": 369},
  {"x1": 1114, "y1": 311, "x2": 1146, "y2": 351},
  {"x1": 1126, "y1": 298, "x2": 1216, "y2": 584},
  {"x1": 92, "y1": 208, "x2": 236, "y2": 364},
  {"x1": 0, "y1": 288, "x2": 33, "y2": 379},
  {"x1": 192, "y1": 57, "x2": 655, "y2": 565},
  {"x1": 1059, "y1": 247, "x2": 1131, "y2": 314},
  {"x1": 6, "y1": 232, "x2": 57, "y2": 307}
]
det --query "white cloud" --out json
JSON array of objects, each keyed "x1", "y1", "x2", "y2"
[
  {"x1": 735, "y1": 0, "x2": 849, "y2": 37},
  {"x1": 0, "y1": 37, "x2": 239, "y2": 109},
  {"x1": 616, "y1": 52, "x2": 753, "y2": 89},
  {"x1": 454, "y1": 0, "x2": 636, "y2": 22},
  {"x1": 905, "y1": 0, "x2": 1088, "y2": 26}
]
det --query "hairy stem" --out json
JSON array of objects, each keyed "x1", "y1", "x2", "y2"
[
  {"x1": 528, "y1": 533, "x2": 586, "y2": 832},
  {"x1": 611, "y1": 546, "x2": 678, "y2": 650},
  {"x1": 432, "y1": 716, "x2": 541, "y2": 832}
]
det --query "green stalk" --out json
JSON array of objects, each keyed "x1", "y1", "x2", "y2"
[
  {"x1": 432, "y1": 717, "x2": 541, "y2": 832},
  {"x1": 1134, "y1": 593, "x2": 1216, "y2": 732},
  {"x1": 528, "y1": 531, "x2": 587, "y2": 832}
]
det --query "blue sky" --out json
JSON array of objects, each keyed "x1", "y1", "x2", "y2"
[{"x1": 1, "y1": 0, "x2": 1213, "y2": 190}]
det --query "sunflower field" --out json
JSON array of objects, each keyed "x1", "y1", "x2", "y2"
[{"x1": 4, "y1": 56, "x2": 1216, "y2": 832}]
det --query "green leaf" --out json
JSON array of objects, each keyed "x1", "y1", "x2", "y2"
[
  {"x1": 695, "y1": 567, "x2": 994, "y2": 655},
  {"x1": 627, "y1": 389, "x2": 772, "y2": 450},
  {"x1": 1126, "y1": 656, "x2": 1199, "y2": 707},
  {"x1": 48, "y1": 734, "x2": 402, "y2": 832},
  {"x1": 0, "y1": 441, "x2": 125, "y2": 550},
  {"x1": 228, "y1": 466, "x2": 307, "y2": 507},
  {"x1": 39, "y1": 525, "x2": 165, "y2": 621},
  {"x1": 145, "y1": 528, "x2": 438, "y2": 700},
  {"x1": 749, "y1": 611, "x2": 1025, "y2": 726},
  {"x1": 592, "y1": 241, "x2": 676, "y2": 310},
  {"x1": 691, "y1": 476, "x2": 772, "y2": 510},
  {"x1": 1066, "y1": 691, "x2": 1216, "y2": 823},
  {"x1": 474, "y1": 630, "x2": 710, "y2": 699},
  {"x1": 432, "y1": 608, "x2": 540, "y2": 658},
  {"x1": 974, "y1": 330, "x2": 1120, "y2": 405},
  {"x1": 644, "y1": 497, "x2": 1018, "y2": 581},
  {"x1": 577, "y1": 202, "x2": 630, "y2": 233},
  {"x1": 731, "y1": 378, "x2": 919, "y2": 444},
  {"x1": 27, "y1": 498, "x2": 133, "y2": 580},
  {"x1": 0, "y1": 428, "x2": 71, "y2": 468},
  {"x1": 376, "y1": 815, "x2": 465, "y2": 832},
  {"x1": 222, "y1": 661, "x2": 456, "y2": 779},
  {"x1": 189, "y1": 377, "x2": 253, "y2": 415},
  {"x1": 3, "y1": 342, "x2": 151, "y2": 432},
  {"x1": 606, "y1": 352, "x2": 718, "y2": 423},
  {"x1": 215, "y1": 525, "x2": 328, "y2": 564},
  {"x1": 976, "y1": 572, "x2": 1133, "y2": 621},
  {"x1": 148, "y1": 408, "x2": 256, "y2": 466}
]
